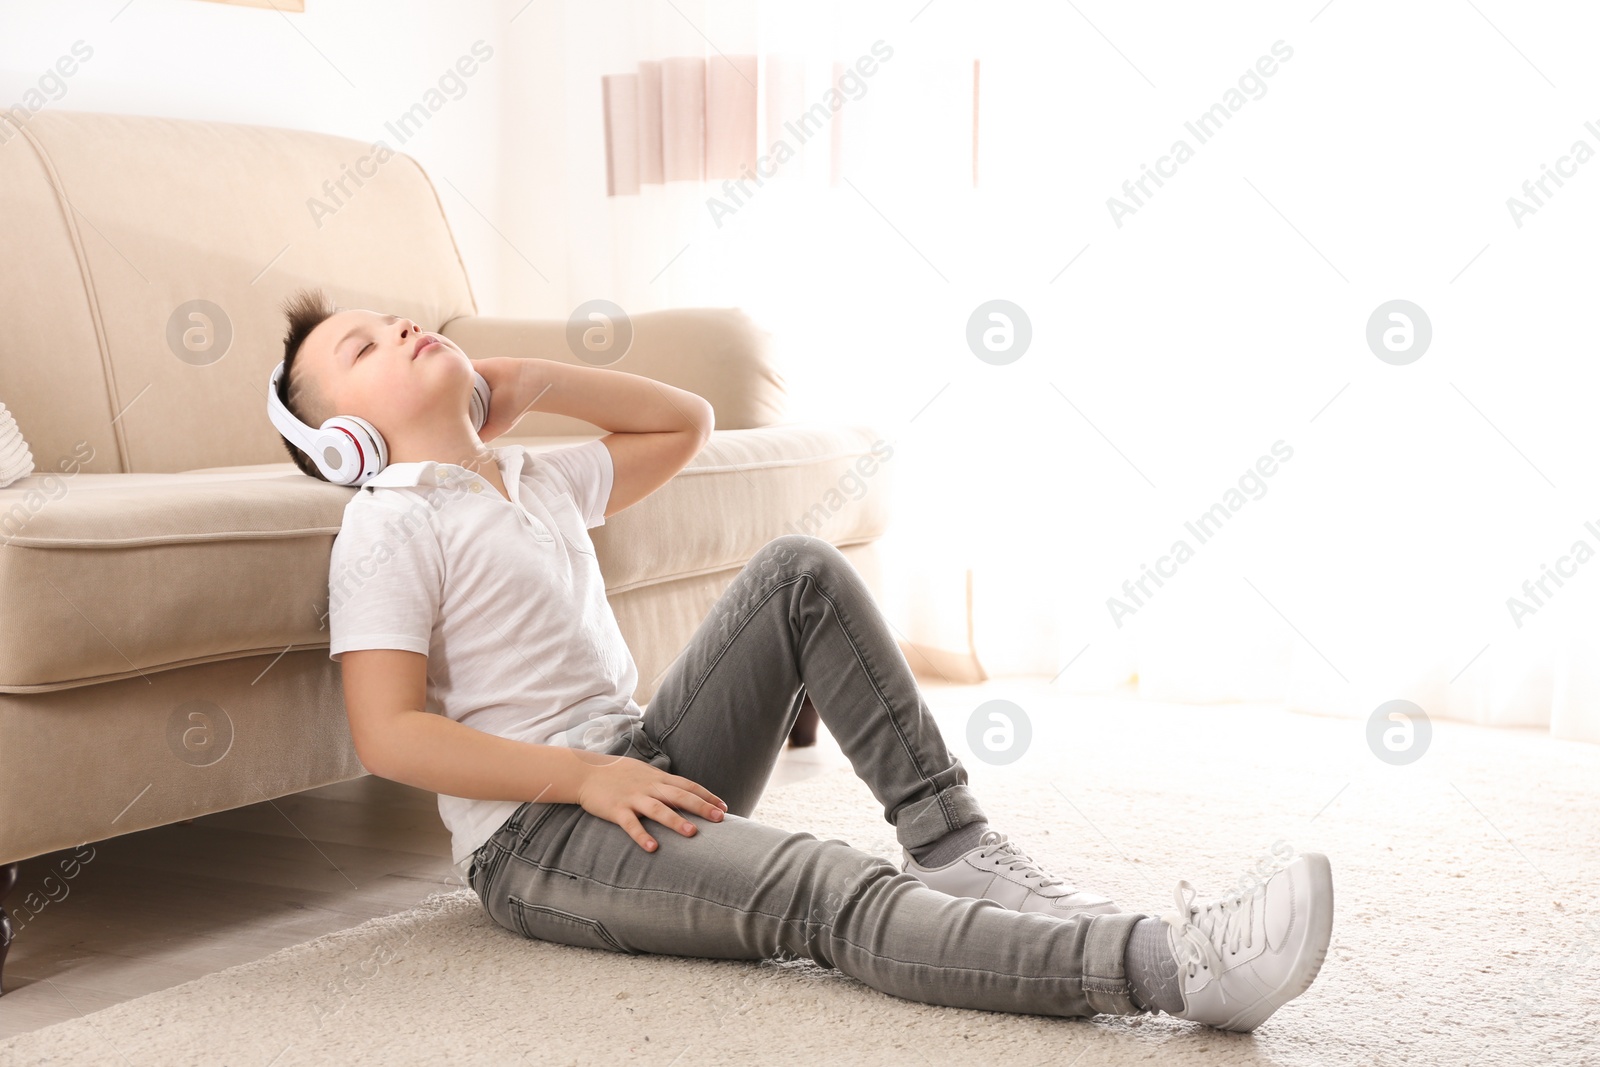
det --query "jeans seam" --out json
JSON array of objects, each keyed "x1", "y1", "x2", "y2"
[
  {"x1": 655, "y1": 564, "x2": 953, "y2": 832},
  {"x1": 509, "y1": 800, "x2": 567, "y2": 849},
  {"x1": 471, "y1": 841, "x2": 504, "y2": 904},
  {"x1": 494, "y1": 852, "x2": 1085, "y2": 985},
  {"x1": 797, "y1": 569, "x2": 956, "y2": 832},
  {"x1": 652, "y1": 573, "x2": 798, "y2": 748}
]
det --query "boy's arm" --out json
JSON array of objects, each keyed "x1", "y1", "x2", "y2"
[
  {"x1": 471, "y1": 357, "x2": 547, "y2": 444},
  {"x1": 472, "y1": 356, "x2": 713, "y2": 518},
  {"x1": 471, "y1": 356, "x2": 712, "y2": 443},
  {"x1": 341, "y1": 648, "x2": 611, "y2": 805},
  {"x1": 341, "y1": 648, "x2": 729, "y2": 852}
]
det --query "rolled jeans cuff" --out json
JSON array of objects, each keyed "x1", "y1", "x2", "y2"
[
  {"x1": 1080, "y1": 911, "x2": 1149, "y2": 1016},
  {"x1": 891, "y1": 784, "x2": 988, "y2": 852}
]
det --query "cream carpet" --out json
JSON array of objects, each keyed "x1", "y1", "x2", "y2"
[{"x1": 3, "y1": 698, "x2": 1597, "y2": 1066}]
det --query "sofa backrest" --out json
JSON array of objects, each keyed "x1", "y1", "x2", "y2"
[{"x1": 0, "y1": 109, "x2": 477, "y2": 474}]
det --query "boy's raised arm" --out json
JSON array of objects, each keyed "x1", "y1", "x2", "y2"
[{"x1": 470, "y1": 357, "x2": 549, "y2": 444}]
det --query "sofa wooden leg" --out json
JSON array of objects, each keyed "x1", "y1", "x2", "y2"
[
  {"x1": 0, "y1": 860, "x2": 17, "y2": 997},
  {"x1": 788, "y1": 693, "x2": 820, "y2": 748}
]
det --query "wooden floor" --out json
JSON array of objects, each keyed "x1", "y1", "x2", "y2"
[{"x1": 0, "y1": 695, "x2": 871, "y2": 1039}]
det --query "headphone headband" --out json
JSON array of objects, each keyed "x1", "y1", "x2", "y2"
[{"x1": 266, "y1": 359, "x2": 492, "y2": 487}]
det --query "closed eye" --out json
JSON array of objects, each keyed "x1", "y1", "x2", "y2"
[{"x1": 356, "y1": 341, "x2": 374, "y2": 358}]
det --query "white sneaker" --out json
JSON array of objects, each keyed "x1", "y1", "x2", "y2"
[
  {"x1": 901, "y1": 830, "x2": 1121, "y2": 918},
  {"x1": 1161, "y1": 851, "x2": 1334, "y2": 1032}
]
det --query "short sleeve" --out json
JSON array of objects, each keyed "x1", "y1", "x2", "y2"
[
  {"x1": 326, "y1": 495, "x2": 444, "y2": 662},
  {"x1": 531, "y1": 438, "x2": 614, "y2": 529}
]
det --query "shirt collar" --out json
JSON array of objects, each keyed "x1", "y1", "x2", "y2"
[{"x1": 360, "y1": 446, "x2": 517, "y2": 492}]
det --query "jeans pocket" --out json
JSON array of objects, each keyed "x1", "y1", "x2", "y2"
[{"x1": 508, "y1": 895, "x2": 632, "y2": 954}]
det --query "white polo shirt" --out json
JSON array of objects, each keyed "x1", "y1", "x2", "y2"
[{"x1": 325, "y1": 438, "x2": 643, "y2": 877}]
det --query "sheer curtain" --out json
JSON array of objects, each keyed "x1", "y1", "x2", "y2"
[
  {"x1": 552, "y1": 0, "x2": 1600, "y2": 746},
  {"x1": 564, "y1": 0, "x2": 995, "y2": 680}
]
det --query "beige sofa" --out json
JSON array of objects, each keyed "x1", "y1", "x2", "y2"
[{"x1": 0, "y1": 109, "x2": 895, "y2": 991}]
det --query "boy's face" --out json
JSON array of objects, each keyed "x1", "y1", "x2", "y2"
[{"x1": 299, "y1": 308, "x2": 472, "y2": 433}]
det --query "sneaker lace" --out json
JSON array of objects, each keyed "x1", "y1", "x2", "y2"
[
  {"x1": 975, "y1": 831, "x2": 1068, "y2": 890},
  {"x1": 1161, "y1": 879, "x2": 1260, "y2": 983}
]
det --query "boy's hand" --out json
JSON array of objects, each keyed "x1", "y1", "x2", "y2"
[{"x1": 575, "y1": 756, "x2": 729, "y2": 852}]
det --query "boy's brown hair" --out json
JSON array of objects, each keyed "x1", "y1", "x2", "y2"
[{"x1": 276, "y1": 287, "x2": 338, "y2": 482}]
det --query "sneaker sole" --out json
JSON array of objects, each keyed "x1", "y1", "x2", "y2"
[{"x1": 1218, "y1": 851, "x2": 1335, "y2": 1033}]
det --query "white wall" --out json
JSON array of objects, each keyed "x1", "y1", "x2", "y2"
[{"x1": 0, "y1": 0, "x2": 575, "y2": 318}]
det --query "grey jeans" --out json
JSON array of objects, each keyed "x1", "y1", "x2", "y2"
[{"x1": 468, "y1": 534, "x2": 1147, "y2": 1018}]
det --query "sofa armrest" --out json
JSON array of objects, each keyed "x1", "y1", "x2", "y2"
[{"x1": 440, "y1": 307, "x2": 786, "y2": 435}]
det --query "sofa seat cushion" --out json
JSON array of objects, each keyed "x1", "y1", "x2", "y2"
[{"x1": 0, "y1": 426, "x2": 892, "y2": 693}]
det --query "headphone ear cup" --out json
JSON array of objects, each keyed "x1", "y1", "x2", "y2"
[
  {"x1": 318, "y1": 415, "x2": 388, "y2": 486},
  {"x1": 469, "y1": 371, "x2": 491, "y2": 433},
  {"x1": 305, "y1": 424, "x2": 361, "y2": 486}
]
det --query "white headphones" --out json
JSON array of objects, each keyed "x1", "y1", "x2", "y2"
[{"x1": 266, "y1": 360, "x2": 491, "y2": 487}]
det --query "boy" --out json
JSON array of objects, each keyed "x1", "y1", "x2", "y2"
[{"x1": 273, "y1": 286, "x2": 1334, "y2": 1030}]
